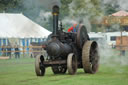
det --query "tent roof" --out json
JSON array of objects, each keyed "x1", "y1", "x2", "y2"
[
  {"x1": 0, "y1": 13, "x2": 51, "y2": 38},
  {"x1": 111, "y1": 10, "x2": 128, "y2": 16}
]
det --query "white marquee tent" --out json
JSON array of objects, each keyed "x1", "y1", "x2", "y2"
[
  {"x1": 0, "y1": 13, "x2": 51, "y2": 38},
  {"x1": 0, "y1": 13, "x2": 52, "y2": 46}
]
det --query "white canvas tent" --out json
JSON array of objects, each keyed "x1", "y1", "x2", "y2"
[{"x1": 0, "y1": 13, "x2": 51, "y2": 38}]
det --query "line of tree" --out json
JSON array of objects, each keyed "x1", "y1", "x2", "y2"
[{"x1": 0, "y1": 0, "x2": 120, "y2": 32}]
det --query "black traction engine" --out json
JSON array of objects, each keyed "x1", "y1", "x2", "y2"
[{"x1": 35, "y1": 5, "x2": 99, "y2": 76}]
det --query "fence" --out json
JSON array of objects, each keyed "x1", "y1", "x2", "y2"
[
  {"x1": 0, "y1": 45, "x2": 46, "y2": 58},
  {"x1": 0, "y1": 38, "x2": 47, "y2": 56}
]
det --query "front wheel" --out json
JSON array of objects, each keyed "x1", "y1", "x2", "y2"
[
  {"x1": 67, "y1": 53, "x2": 77, "y2": 75},
  {"x1": 35, "y1": 55, "x2": 45, "y2": 76}
]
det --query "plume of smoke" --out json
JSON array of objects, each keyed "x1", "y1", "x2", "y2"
[
  {"x1": 36, "y1": 10, "x2": 52, "y2": 24},
  {"x1": 118, "y1": 0, "x2": 128, "y2": 10},
  {"x1": 20, "y1": 0, "x2": 61, "y2": 31},
  {"x1": 110, "y1": 24, "x2": 120, "y2": 31},
  {"x1": 65, "y1": 0, "x2": 103, "y2": 32},
  {"x1": 97, "y1": 34, "x2": 128, "y2": 66}
]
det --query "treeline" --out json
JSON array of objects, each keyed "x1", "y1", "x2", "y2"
[{"x1": 0, "y1": 0, "x2": 120, "y2": 32}]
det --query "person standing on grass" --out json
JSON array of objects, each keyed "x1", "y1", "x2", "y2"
[
  {"x1": 7, "y1": 44, "x2": 12, "y2": 59},
  {"x1": 14, "y1": 43, "x2": 20, "y2": 59},
  {"x1": 1, "y1": 44, "x2": 6, "y2": 56}
]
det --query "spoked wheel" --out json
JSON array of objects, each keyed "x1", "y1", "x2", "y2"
[
  {"x1": 52, "y1": 66, "x2": 67, "y2": 74},
  {"x1": 82, "y1": 41, "x2": 99, "y2": 74},
  {"x1": 35, "y1": 55, "x2": 45, "y2": 76},
  {"x1": 77, "y1": 25, "x2": 89, "y2": 49},
  {"x1": 67, "y1": 53, "x2": 77, "y2": 75}
]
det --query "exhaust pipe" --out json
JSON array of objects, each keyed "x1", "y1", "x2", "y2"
[{"x1": 52, "y1": 5, "x2": 59, "y2": 37}]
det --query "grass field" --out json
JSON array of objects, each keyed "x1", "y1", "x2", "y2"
[{"x1": 0, "y1": 58, "x2": 128, "y2": 85}]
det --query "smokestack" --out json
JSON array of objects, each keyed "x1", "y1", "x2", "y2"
[{"x1": 52, "y1": 5, "x2": 59, "y2": 36}]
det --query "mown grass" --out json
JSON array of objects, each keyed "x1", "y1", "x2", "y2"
[{"x1": 0, "y1": 58, "x2": 128, "y2": 85}]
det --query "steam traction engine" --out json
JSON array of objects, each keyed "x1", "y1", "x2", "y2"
[{"x1": 35, "y1": 5, "x2": 99, "y2": 76}]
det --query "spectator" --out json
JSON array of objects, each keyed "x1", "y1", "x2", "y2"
[
  {"x1": 15, "y1": 44, "x2": 20, "y2": 59},
  {"x1": 6, "y1": 44, "x2": 12, "y2": 59},
  {"x1": 1, "y1": 45, "x2": 6, "y2": 56},
  {"x1": 29, "y1": 44, "x2": 34, "y2": 58}
]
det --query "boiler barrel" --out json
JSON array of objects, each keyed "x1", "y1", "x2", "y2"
[{"x1": 46, "y1": 41, "x2": 72, "y2": 58}]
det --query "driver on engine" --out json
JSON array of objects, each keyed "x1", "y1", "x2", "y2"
[{"x1": 67, "y1": 20, "x2": 82, "y2": 32}]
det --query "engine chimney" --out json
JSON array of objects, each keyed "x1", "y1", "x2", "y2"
[{"x1": 52, "y1": 5, "x2": 59, "y2": 37}]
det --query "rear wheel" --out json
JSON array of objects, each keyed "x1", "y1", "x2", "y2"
[
  {"x1": 82, "y1": 41, "x2": 99, "y2": 74},
  {"x1": 67, "y1": 53, "x2": 77, "y2": 75},
  {"x1": 35, "y1": 55, "x2": 45, "y2": 76}
]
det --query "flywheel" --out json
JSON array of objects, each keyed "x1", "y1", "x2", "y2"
[{"x1": 77, "y1": 25, "x2": 89, "y2": 49}]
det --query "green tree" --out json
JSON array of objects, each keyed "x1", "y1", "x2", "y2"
[
  {"x1": 66, "y1": 0, "x2": 103, "y2": 32},
  {"x1": 60, "y1": 0, "x2": 72, "y2": 18},
  {"x1": 103, "y1": 3, "x2": 119, "y2": 15},
  {"x1": 69, "y1": 0, "x2": 102, "y2": 20},
  {"x1": 0, "y1": 0, "x2": 103, "y2": 32},
  {"x1": 0, "y1": 0, "x2": 20, "y2": 12}
]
